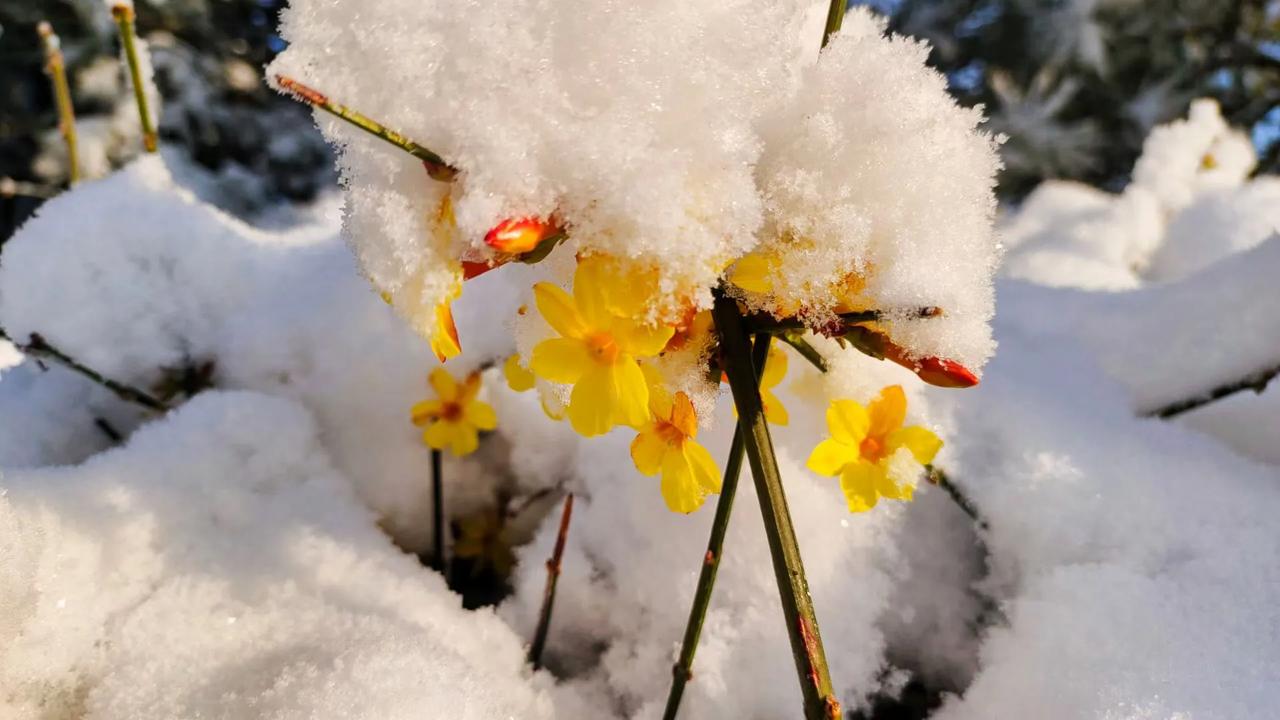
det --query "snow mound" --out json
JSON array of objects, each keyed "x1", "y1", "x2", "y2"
[{"x1": 0, "y1": 391, "x2": 553, "y2": 720}]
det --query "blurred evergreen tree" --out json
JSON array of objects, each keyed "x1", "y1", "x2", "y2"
[{"x1": 860, "y1": 0, "x2": 1280, "y2": 198}]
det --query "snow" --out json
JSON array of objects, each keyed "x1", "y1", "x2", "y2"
[
  {"x1": 268, "y1": 3, "x2": 1001, "y2": 370},
  {"x1": 0, "y1": 391, "x2": 554, "y2": 719},
  {"x1": 2, "y1": 9, "x2": 1279, "y2": 720}
]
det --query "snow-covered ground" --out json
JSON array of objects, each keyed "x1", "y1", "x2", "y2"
[{"x1": 2, "y1": 3, "x2": 1279, "y2": 719}]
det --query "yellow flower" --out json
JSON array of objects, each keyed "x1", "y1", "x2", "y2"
[
  {"x1": 630, "y1": 388, "x2": 721, "y2": 513},
  {"x1": 529, "y1": 257, "x2": 675, "y2": 437},
  {"x1": 411, "y1": 368, "x2": 497, "y2": 456},
  {"x1": 729, "y1": 251, "x2": 779, "y2": 294},
  {"x1": 731, "y1": 344, "x2": 789, "y2": 425},
  {"x1": 503, "y1": 354, "x2": 536, "y2": 392},
  {"x1": 429, "y1": 294, "x2": 462, "y2": 362},
  {"x1": 806, "y1": 386, "x2": 942, "y2": 513}
]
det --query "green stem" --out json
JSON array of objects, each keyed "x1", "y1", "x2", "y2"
[
  {"x1": 779, "y1": 332, "x2": 829, "y2": 373},
  {"x1": 111, "y1": 4, "x2": 157, "y2": 153},
  {"x1": 712, "y1": 290, "x2": 841, "y2": 720},
  {"x1": 274, "y1": 75, "x2": 457, "y2": 182},
  {"x1": 745, "y1": 306, "x2": 942, "y2": 335},
  {"x1": 38, "y1": 22, "x2": 79, "y2": 184},
  {"x1": 431, "y1": 448, "x2": 446, "y2": 571},
  {"x1": 663, "y1": 333, "x2": 772, "y2": 720},
  {"x1": 822, "y1": 0, "x2": 847, "y2": 47},
  {"x1": 528, "y1": 492, "x2": 575, "y2": 670}
]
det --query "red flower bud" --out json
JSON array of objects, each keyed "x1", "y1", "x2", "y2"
[{"x1": 484, "y1": 217, "x2": 559, "y2": 254}]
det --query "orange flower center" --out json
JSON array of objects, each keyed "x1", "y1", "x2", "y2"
[
  {"x1": 655, "y1": 420, "x2": 687, "y2": 448},
  {"x1": 586, "y1": 332, "x2": 621, "y2": 364},
  {"x1": 859, "y1": 435, "x2": 887, "y2": 463},
  {"x1": 440, "y1": 401, "x2": 464, "y2": 423}
]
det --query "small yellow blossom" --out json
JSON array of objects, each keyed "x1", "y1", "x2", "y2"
[
  {"x1": 503, "y1": 354, "x2": 536, "y2": 392},
  {"x1": 411, "y1": 368, "x2": 497, "y2": 456},
  {"x1": 806, "y1": 385, "x2": 942, "y2": 513},
  {"x1": 630, "y1": 388, "x2": 721, "y2": 513},
  {"x1": 530, "y1": 257, "x2": 674, "y2": 437}
]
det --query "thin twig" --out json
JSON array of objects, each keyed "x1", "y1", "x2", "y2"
[
  {"x1": 713, "y1": 289, "x2": 841, "y2": 720},
  {"x1": 0, "y1": 328, "x2": 169, "y2": 412},
  {"x1": 663, "y1": 334, "x2": 772, "y2": 720},
  {"x1": 528, "y1": 492, "x2": 574, "y2": 670},
  {"x1": 94, "y1": 417, "x2": 124, "y2": 443},
  {"x1": 111, "y1": 4, "x2": 158, "y2": 153},
  {"x1": 778, "y1": 332, "x2": 829, "y2": 373},
  {"x1": 274, "y1": 75, "x2": 457, "y2": 181},
  {"x1": 1143, "y1": 362, "x2": 1280, "y2": 419},
  {"x1": 926, "y1": 466, "x2": 985, "y2": 528},
  {"x1": 745, "y1": 306, "x2": 942, "y2": 334},
  {"x1": 38, "y1": 22, "x2": 79, "y2": 184}
]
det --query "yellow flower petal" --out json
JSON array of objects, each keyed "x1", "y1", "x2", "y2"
[
  {"x1": 840, "y1": 461, "x2": 883, "y2": 513},
  {"x1": 761, "y1": 387, "x2": 790, "y2": 426},
  {"x1": 827, "y1": 399, "x2": 870, "y2": 446},
  {"x1": 448, "y1": 424, "x2": 480, "y2": 456},
  {"x1": 503, "y1": 355, "x2": 536, "y2": 392},
  {"x1": 466, "y1": 400, "x2": 497, "y2": 431},
  {"x1": 660, "y1": 450, "x2": 709, "y2": 513},
  {"x1": 610, "y1": 316, "x2": 675, "y2": 357},
  {"x1": 887, "y1": 425, "x2": 943, "y2": 465},
  {"x1": 429, "y1": 301, "x2": 462, "y2": 363},
  {"x1": 630, "y1": 429, "x2": 666, "y2": 476},
  {"x1": 422, "y1": 420, "x2": 453, "y2": 450},
  {"x1": 458, "y1": 372, "x2": 483, "y2": 404},
  {"x1": 682, "y1": 440, "x2": 721, "y2": 493},
  {"x1": 567, "y1": 365, "x2": 617, "y2": 436},
  {"x1": 572, "y1": 256, "x2": 614, "y2": 329},
  {"x1": 429, "y1": 368, "x2": 459, "y2": 403},
  {"x1": 729, "y1": 252, "x2": 775, "y2": 294},
  {"x1": 533, "y1": 282, "x2": 587, "y2": 339},
  {"x1": 410, "y1": 399, "x2": 441, "y2": 426},
  {"x1": 670, "y1": 392, "x2": 698, "y2": 439},
  {"x1": 806, "y1": 438, "x2": 857, "y2": 477},
  {"x1": 531, "y1": 338, "x2": 592, "y2": 384},
  {"x1": 868, "y1": 385, "x2": 907, "y2": 439},
  {"x1": 762, "y1": 346, "x2": 788, "y2": 388},
  {"x1": 611, "y1": 356, "x2": 651, "y2": 429}
]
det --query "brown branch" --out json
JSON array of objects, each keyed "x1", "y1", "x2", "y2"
[
  {"x1": 528, "y1": 493, "x2": 574, "y2": 670},
  {"x1": 1144, "y1": 362, "x2": 1280, "y2": 419},
  {"x1": 0, "y1": 328, "x2": 169, "y2": 412}
]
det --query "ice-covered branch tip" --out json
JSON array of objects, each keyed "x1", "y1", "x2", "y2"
[
  {"x1": 0, "y1": 328, "x2": 169, "y2": 412},
  {"x1": 273, "y1": 75, "x2": 457, "y2": 181},
  {"x1": 110, "y1": 3, "x2": 157, "y2": 153},
  {"x1": 38, "y1": 21, "x2": 79, "y2": 184}
]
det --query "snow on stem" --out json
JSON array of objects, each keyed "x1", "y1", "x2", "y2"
[
  {"x1": 110, "y1": 4, "x2": 157, "y2": 153},
  {"x1": 273, "y1": 75, "x2": 456, "y2": 182},
  {"x1": 37, "y1": 22, "x2": 79, "y2": 185},
  {"x1": 0, "y1": 328, "x2": 168, "y2": 412},
  {"x1": 712, "y1": 290, "x2": 842, "y2": 720},
  {"x1": 663, "y1": 334, "x2": 772, "y2": 720},
  {"x1": 528, "y1": 493, "x2": 575, "y2": 670}
]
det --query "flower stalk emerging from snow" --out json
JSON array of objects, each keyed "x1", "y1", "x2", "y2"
[
  {"x1": 37, "y1": 22, "x2": 79, "y2": 185},
  {"x1": 110, "y1": 4, "x2": 157, "y2": 153}
]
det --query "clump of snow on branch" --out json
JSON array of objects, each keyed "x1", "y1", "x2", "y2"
[
  {"x1": 269, "y1": 2, "x2": 1002, "y2": 372},
  {"x1": 748, "y1": 9, "x2": 1002, "y2": 366}
]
